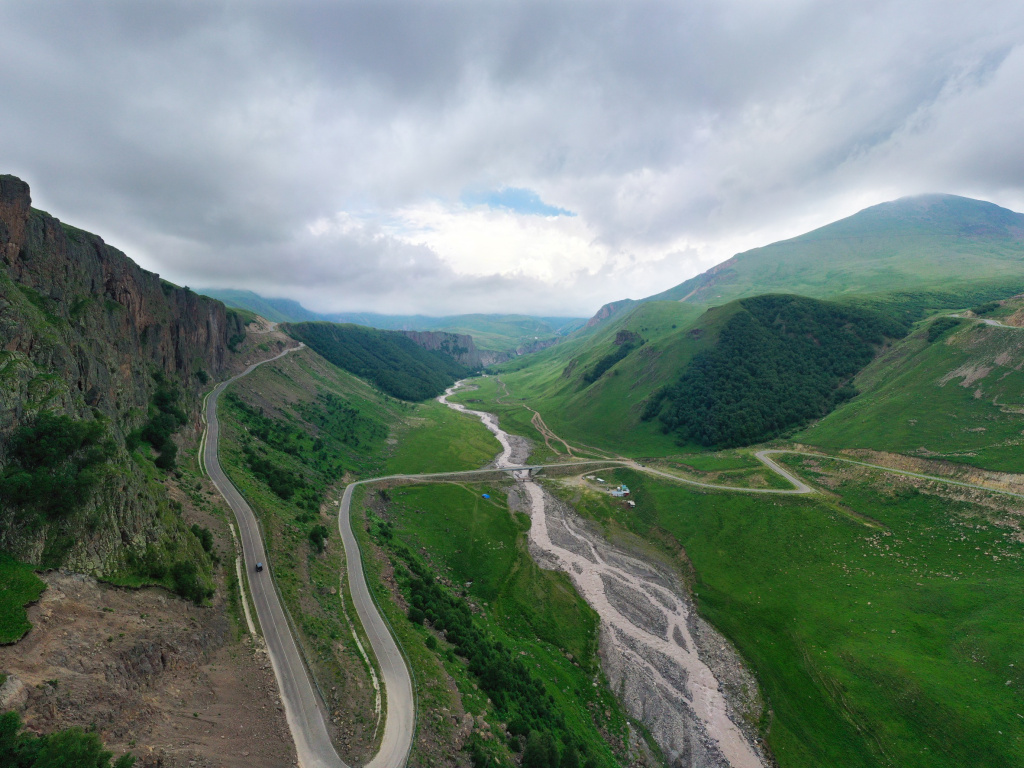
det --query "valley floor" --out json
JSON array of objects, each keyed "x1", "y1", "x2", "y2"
[{"x1": 444, "y1": 376, "x2": 1024, "y2": 768}]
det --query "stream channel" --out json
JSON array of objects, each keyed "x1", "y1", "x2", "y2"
[{"x1": 439, "y1": 383, "x2": 769, "y2": 768}]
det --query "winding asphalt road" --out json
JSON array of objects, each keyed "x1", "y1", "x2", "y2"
[
  {"x1": 204, "y1": 346, "x2": 347, "y2": 768},
  {"x1": 208, "y1": 357, "x2": 1024, "y2": 768}
]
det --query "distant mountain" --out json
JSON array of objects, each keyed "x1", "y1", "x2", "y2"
[
  {"x1": 650, "y1": 194, "x2": 1024, "y2": 305},
  {"x1": 196, "y1": 288, "x2": 323, "y2": 323},
  {"x1": 198, "y1": 288, "x2": 585, "y2": 354}
]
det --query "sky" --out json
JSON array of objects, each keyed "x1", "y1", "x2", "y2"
[{"x1": 3, "y1": 1, "x2": 1024, "y2": 317}]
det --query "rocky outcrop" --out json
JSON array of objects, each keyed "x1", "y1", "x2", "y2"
[
  {"x1": 399, "y1": 330, "x2": 481, "y2": 368},
  {"x1": 399, "y1": 329, "x2": 561, "y2": 369},
  {"x1": 585, "y1": 299, "x2": 636, "y2": 328},
  {"x1": 0, "y1": 174, "x2": 244, "y2": 573}
]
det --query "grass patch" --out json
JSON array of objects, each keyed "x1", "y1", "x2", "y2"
[
  {"x1": 0, "y1": 554, "x2": 46, "y2": 644},
  {"x1": 565, "y1": 459, "x2": 1024, "y2": 767},
  {"x1": 365, "y1": 482, "x2": 635, "y2": 767},
  {"x1": 385, "y1": 399, "x2": 501, "y2": 475}
]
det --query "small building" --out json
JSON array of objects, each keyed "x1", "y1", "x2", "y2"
[{"x1": 626, "y1": 500, "x2": 636, "y2": 508}]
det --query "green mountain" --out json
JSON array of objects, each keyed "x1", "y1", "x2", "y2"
[
  {"x1": 643, "y1": 295, "x2": 907, "y2": 448},
  {"x1": 491, "y1": 294, "x2": 907, "y2": 454},
  {"x1": 199, "y1": 288, "x2": 584, "y2": 354},
  {"x1": 650, "y1": 194, "x2": 1024, "y2": 305},
  {"x1": 197, "y1": 288, "x2": 323, "y2": 323},
  {"x1": 284, "y1": 321, "x2": 472, "y2": 401},
  {"x1": 798, "y1": 296, "x2": 1024, "y2": 472}
]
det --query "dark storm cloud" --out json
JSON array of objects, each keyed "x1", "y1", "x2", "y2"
[{"x1": 2, "y1": 1, "x2": 1024, "y2": 315}]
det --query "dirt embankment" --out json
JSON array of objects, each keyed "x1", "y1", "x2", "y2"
[{"x1": 0, "y1": 571, "x2": 294, "y2": 768}]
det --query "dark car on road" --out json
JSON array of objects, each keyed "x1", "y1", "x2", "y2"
[{"x1": 255, "y1": 562, "x2": 264, "y2": 572}]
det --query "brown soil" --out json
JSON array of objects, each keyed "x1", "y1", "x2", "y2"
[{"x1": 0, "y1": 571, "x2": 295, "y2": 768}]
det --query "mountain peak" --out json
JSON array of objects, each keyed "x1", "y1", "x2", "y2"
[{"x1": 648, "y1": 193, "x2": 1024, "y2": 305}]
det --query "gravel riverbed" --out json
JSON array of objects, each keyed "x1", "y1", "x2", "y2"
[{"x1": 440, "y1": 383, "x2": 771, "y2": 768}]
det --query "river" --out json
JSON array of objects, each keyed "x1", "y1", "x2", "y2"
[{"x1": 439, "y1": 382, "x2": 766, "y2": 768}]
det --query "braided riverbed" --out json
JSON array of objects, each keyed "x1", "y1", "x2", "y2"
[{"x1": 439, "y1": 383, "x2": 768, "y2": 768}]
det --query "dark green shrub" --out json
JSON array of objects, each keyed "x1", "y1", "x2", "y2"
[
  {"x1": 0, "y1": 413, "x2": 114, "y2": 523},
  {"x1": 133, "y1": 373, "x2": 187, "y2": 471},
  {"x1": 582, "y1": 340, "x2": 641, "y2": 384},
  {"x1": 170, "y1": 560, "x2": 211, "y2": 604},
  {"x1": 0, "y1": 710, "x2": 135, "y2": 767},
  {"x1": 927, "y1": 316, "x2": 963, "y2": 342},
  {"x1": 308, "y1": 525, "x2": 329, "y2": 553},
  {"x1": 523, "y1": 731, "x2": 559, "y2": 768},
  {"x1": 190, "y1": 524, "x2": 214, "y2": 554}
]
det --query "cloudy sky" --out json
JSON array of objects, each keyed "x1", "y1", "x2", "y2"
[{"x1": 4, "y1": 1, "x2": 1024, "y2": 317}]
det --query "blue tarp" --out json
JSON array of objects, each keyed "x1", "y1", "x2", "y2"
[{"x1": 482, "y1": 494, "x2": 490, "y2": 499}]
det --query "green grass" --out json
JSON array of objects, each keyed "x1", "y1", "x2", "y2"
[
  {"x1": 482, "y1": 301, "x2": 724, "y2": 456},
  {"x1": 798, "y1": 314, "x2": 1024, "y2": 471},
  {"x1": 561, "y1": 459, "x2": 1024, "y2": 767},
  {"x1": 216, "y1": 347, "x2": 402, "y2": 761},
  {"x1": 365, "y1": 481, "x2": 638, "y2": 767},
  {"x1": 385, "y1": 399, "x2": 501, "y2": 474},
  {"x1": 0, "y1": 554, "x2": 46, "y2": 644},
  {"x1": 652, "y1": 194, "x2": 1024, "y2": 306}
]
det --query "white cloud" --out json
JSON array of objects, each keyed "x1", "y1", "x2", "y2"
[{"x1": 3, "y1": 1, "x2": 1024, "y2": 316}]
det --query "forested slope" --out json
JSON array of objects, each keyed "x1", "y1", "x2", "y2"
[
  {"x1": 284, "y1": 321, "x2": 471, "y2": 400},
  {"x1": 644, "y1": 295, "x2": 907, "y2": 447}
]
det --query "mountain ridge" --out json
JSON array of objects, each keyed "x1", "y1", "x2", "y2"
[{"x1": 648, "y1": 193, "x2": 1024, "y2": 306}]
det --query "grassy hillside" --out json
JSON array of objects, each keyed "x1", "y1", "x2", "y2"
[
  {"x1": 482, "y1": 301, "x2": 712, "y2": 455},
  {"x1": 798, "y1": 299, "x2": 1024, "y2": 471},
  {"x1": 0, "y1": 553, "x2": 45, "y2": 643},
  {"x1": 285, "y1": 321, "x2": 471, "y2": 401},
  {"x1": 651, "y1": 194, "x2": 1024, "y2": 306},
  {"x1": 551, "y1": 459, "x2": 1024, "y2": 767},
  {"x1": 644, "y1": 295, "x2": 907, "y2": 448},
  {"x1": 358, "y1": 482, "x2": 640, "y2": 767}
]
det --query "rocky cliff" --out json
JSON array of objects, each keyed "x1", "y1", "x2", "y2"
[
  {"x1": 399, "y1": 328, "x2": 561, "y2": 368},
  {"x1": 399, "y1": 329, "x2": 482, "y2": 368},
  {"x1": 0, "y1": 174, "x2": 243, "y2": 575}
]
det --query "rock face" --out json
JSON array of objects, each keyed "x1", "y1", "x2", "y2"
[
  {"x1": 0, "y1": 174, "x2": 244, "y2": 573},
  {"x1": 585, "y1": 300, "x2": 635, "y2": 328},
  {"x1": 398, "y1": 328, "x2": 561, "y2": 368},
  {"x1": 399, "y1": 330, "x2": 481, "y2": 368}
]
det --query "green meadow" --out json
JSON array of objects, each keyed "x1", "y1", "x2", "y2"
[
  {"x1": 799, "y1": 316, "x2": 1024, "y2": 472},
  {"x1": 385, "y1": 398, "x2": 501, "y2": 475},
  {"x1": 362, "y1": 480, "x2": 643, "y2": 767},
  {"x1": 553, "y1": 460, "x2": 1024, "y2": 767}
]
